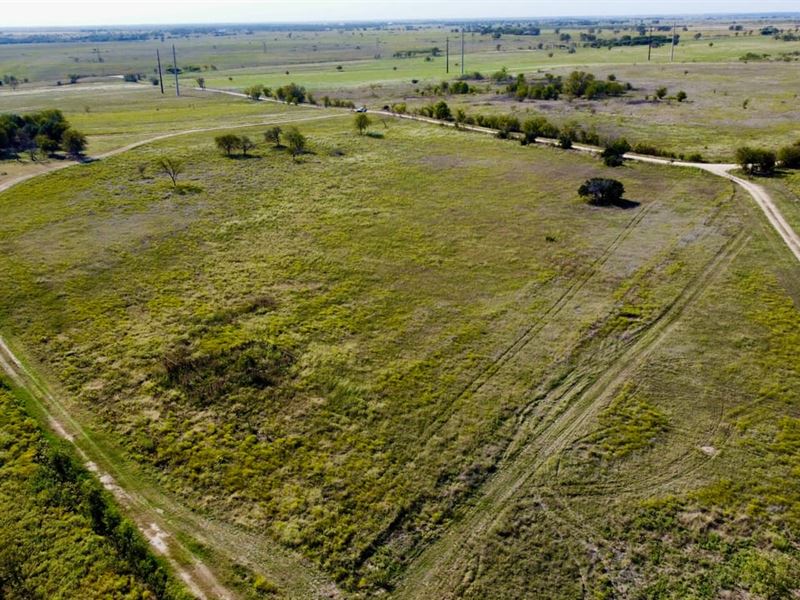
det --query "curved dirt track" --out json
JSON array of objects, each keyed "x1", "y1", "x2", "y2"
[{"x1": 367, "y1": 108, "x2": 800, "y2": 264}]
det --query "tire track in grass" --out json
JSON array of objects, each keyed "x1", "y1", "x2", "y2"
[
  {"x1": 394, "y1": 227, "x2": 749, "y2": 600},
  {"x1": 352, "y1": 201, "x2": 657, "y2": 572}
]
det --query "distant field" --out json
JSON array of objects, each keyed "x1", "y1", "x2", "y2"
[
  {"x1": 1, "y1": 20, "x2": 798, "y2": 165},
  {"x1": 0, "y1": 82, "x2": 316, "y2": 152},
  {"x1": 0, "y1": 82, "x2": 324, "y2": 185},
  {"x1": 430, "y1": 60, "x2": 800, "y2": 161},
  {"x1": 1, "y1": 21, "x2": 798, "y2": 89},
  {"x1": 192, "y1": 33, "x2": 800, "y2": 93}
]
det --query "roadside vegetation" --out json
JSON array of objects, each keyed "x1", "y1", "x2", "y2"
[{"x1": 0, "y1": 380, "x2": 190, "y2": 599}]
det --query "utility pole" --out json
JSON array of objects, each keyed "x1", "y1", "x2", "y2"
[
  {"x1": 446, "y1": 37, "x2": 449, "y2": 74},
  {"x1": 460, "y1": 27, "x2": 465, "y2": 76},
  {"x1": 172, "y1": 44, "x2": 180, "y2": 97},
  {"x1": 670, "y1": 22, "x2": 677, "y2": 62},
  {"x1": 156, "y1": 49, "x2": 164, "y2": 94},
  {"x1": 647, "y1": 25, "x2": 653, "y2": 61}
]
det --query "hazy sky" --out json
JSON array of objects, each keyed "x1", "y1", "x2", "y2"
[{"x1": 3, "y1": 0, "x2": 799, "y2": 27}]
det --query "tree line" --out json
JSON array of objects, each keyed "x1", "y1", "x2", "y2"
[
  {"x1": 0, "y1": 110, "x2": 87, "y2": 159},
  {"x1": 736, "y1": 140, "x2": 800, "y2": 176},
  {"x1": 0, "y1": 381, "x2": 191, "y2": 599},
  {"x1": 242, "y1": 82, "x2": 315, "y2": 105},
  {"x1": 214, "y1": 125, "x2": 308, "y2": 160}
]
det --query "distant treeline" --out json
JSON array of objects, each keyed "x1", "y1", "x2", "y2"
[
  {"x1": 393, "y1": 47, "x2": 441, "y2": 58},
  {"x1": 0, "y1": 32, "x2": 154, "y2": 44},
  {"x1": 584, "y1": 34, "x2": 680, "y2": 48},
  {"x1": 474, "y1": 24, "x2": 541, "y2": 36}
]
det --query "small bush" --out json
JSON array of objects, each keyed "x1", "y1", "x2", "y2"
[
  {"x1": 777, "y1": 142, "x2": 800, "y2": 168},
  {"x1": 578, "y1": 178, "x2": 626, "y2": 206},
  {"x1": 601, "y1": 139, "x2": 631, "y2": 167},
  {"x1": 736, "y1": 146, "x2": 776, "y2": 176}
]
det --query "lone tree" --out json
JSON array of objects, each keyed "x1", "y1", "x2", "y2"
[
  {"x1": 354, "y1": 112, "x2": 371, "y2": 135},
  {"x1": 736, "y1": 146, "x2": 776, "y2": 176},
  {"x1": 215, "y1": 134, "x2": 240, "y2": 156},
  {"x1": 655, "y1": 86, "x2": 668, "y2": 100},
  {"x1": 264, "y1": 126, "x2": 282, "y2": 147},
  {"x1": 62, "y1": 129, "x2": 87, "y2": 158},
  {"x1": 578, "y1": 178, "x2": 625, "y2": 206},
  {"x1": 601, "y1": 138, "x2": 631, "y2": 167},
  {"x1": 155, "y1": 156, "x2": 184, "y2": 187},
  {"x1": 283, "y1": 126, "x2": 307, "y2": 161},
  {"x1": 239, "y1": 135, "x2": 256, "y2": 156},
  {"x1": 433, "y1": 100, "x2": 452, "y2": 121},
  {"x1": 676, "y1": 90, "x2": 687, "y2": 102}
]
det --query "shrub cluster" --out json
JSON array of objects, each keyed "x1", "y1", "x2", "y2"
[
  {"x1": 0, "y1": 383, "x2": 189, "y2": 600},
  {"x1": 0, "y1": 109, "x2": 87, "y2": 158},
  {"x1": 578, "y1": 177, "x2": 626, "y2": 205},
  {"x1": 778, "y1": 140, "x2": 800, "y2": 169},
  {"x1": 214, "y1": 133, "x2": 256, "y2": 156},
  {"x1": 322, "y1": 96, "x2": 356, "y2": 108},
  {"x1": 243, "y1": 82, "x2": 315, "y2": 105},
  {"x1": 736, "y1": 146, "x2": 776, "y2": 176},
  {"x1": 506, "y1": 70, "x2": 630, "y2": 102},
  {"x1": 734, "y1": 140, "x2": 800, "y2": 175},
  {"x1": 602, "y1": 139, "x2": 632, "y2": 167},
  {"x1": 417, "y1": 100, "x2": 453, "y2": 121}
]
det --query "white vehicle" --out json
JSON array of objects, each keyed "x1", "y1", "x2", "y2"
[{"x1": 354, "y1": 106, "x2": 368, "y2": 112}]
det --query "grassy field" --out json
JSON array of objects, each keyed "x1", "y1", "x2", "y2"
[
  {"x1": 0, "y1": 82, "x2": 317, "y2": 151},
  {"x1": 0, "y1": 83, "x2": 327, "y2": 186},
  {"x1": 421, "y1": 197, "x2": 800, "y2": 599},
  {"x1": 429, "y1": 60, "x2": 800, "y2": 162},
  {"x1": 2, "y1": 110, "x2": 784, "y2": 596},
  {"x1": 2, "y1": 15, "x2": 800, "y2": 599}
]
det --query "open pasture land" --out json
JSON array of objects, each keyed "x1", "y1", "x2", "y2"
[
  {"x1": 1, "y1": 18, "x2": 798, "y2": 91},
  {"x1": 187, "y1": 25, "x2": 800, "y2": 93},
  {"x1": 0, "y1": 82, "x2": 323, "y2": 186},
  {"x1": 429, "y1": 60, "x2": 800, "y2": 162},
  {"x1": 3, "y1": 107, "x2": 799, "y2": 597},
  {"x1": 398, "y1": 211, "x2": 800, "y2": 599}
]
